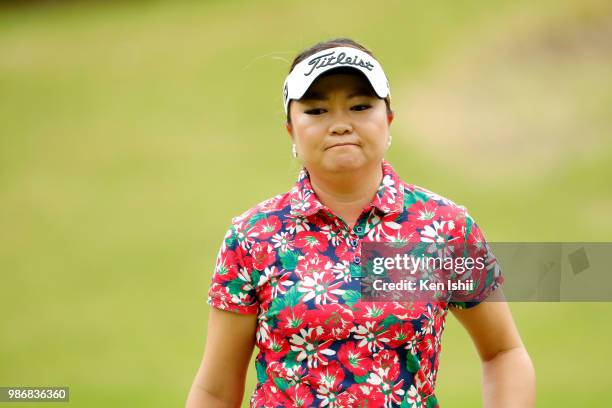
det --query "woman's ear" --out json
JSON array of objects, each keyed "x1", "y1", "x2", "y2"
[
  {"x1": 387, "y1": 111, "x2": 394, "y2": 125},
  {"x1": 286, "y1": 122, "x2": 293, "y2": 137}
]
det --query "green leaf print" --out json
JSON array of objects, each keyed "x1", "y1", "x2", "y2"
[
  {"x1": 247, "y1": 212, "x2": 267, "y2": 228},
  {"x1": 404, "y1": 190, "x2": 429, "y2": 207},
  {"x1": 273, "y1": 377, "x2": 291, "y2": 391},
  {"x1": 255, "y1": 360, "x2": 268, "y2": 383},
  {"x1": 342, "y1": 290, "x2": 361, "y2": 308},
  {"x1": 462, "y1": 213, "x2": 474, "y2": 258},
  {"x1": 354, "y1": 373, "x2": 369, "y2": 383},
  {"x1": 225, "y1": 226, "x2": 237, "y2": 247},
  {"x1": 251, "y1": 270, "x2": 261, "y2": 287},
  {"x1": 280, "y1": 250, "x2": 299, "y2": 271},
  {"x1": 284, "y1": 350, "x2": 301, "y2": 369},
  {"x1": 406, "y1": 352, "x2": 420, "y2": 373},
  {"x1": 350, "y1": 263, "x2": 362, "y2": 279},
  {"x1": 283, "y1": 284, "x2": 302, "y2": 307},
  {"x1": 268, "y1": 297, "x2": 285, "y2": 317},
  {"x1": 267, "y1": 315, "x2": 278, "y2": 329},
  {"x1": 380, "y1": 314, "x2": 400, "y2": 329},
  {"x1": 426, "y1": 395, "x2": 438, "y2": 408},
  {"x1": 411, "y1": 242, "x2": 430, "y2": 258},
  {"x1": 227, "y1": 279, "x2": 245, "y2": 296},
  {"x1": 402, "y1": 390, "x2": 426, "y2": 408}
]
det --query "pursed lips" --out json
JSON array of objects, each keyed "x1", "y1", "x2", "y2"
[{"x1": 325, "y1": 142, "x2": 360, "y2": 150}]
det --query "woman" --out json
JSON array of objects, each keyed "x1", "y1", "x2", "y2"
[{"x1": 187, "y1": 38, "x2": 535, "y2": 408}]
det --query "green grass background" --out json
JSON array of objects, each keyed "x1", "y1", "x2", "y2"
[{"x1": 1, "y1": 0, "x2": 611, "y2": 406}]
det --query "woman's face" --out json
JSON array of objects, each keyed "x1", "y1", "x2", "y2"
[{"x1": 288, "y1": 73, "x2": 392, "y2": 176}]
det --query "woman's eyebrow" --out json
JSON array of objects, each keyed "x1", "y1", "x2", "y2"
[
  {"x1": 301, "y1": 91, "x2": 328, "y2": 101},
  {"x1": 301, "y1": 88, "x2": 374, "y2": 101},
  {"x1": 348, "y1": 87, "x2": 375, "y2": 98}
]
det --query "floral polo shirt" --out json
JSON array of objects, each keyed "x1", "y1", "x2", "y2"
[{"x1": 207, "y1": 159, "x2": 503, "y2": 408}]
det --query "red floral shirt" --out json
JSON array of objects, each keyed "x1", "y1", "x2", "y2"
[{"x1": 207, "y1": 160, "x2": 503, "y2": 408}]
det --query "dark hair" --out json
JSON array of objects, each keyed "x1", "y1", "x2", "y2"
[{"x1": 286, "y1": 38, "x2": 393, "y2": 123}]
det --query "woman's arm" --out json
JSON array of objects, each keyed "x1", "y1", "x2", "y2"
[
  {"x1": 186, "y1": 308, "x2": 258, "y2": 408},
  {"x1": 450, "y1": 290, "x2": 536, "y2": 408}
]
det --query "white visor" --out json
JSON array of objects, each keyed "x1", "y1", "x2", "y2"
[{"x1": 283, "y1": 46, "x2": 390, "y2": 114}]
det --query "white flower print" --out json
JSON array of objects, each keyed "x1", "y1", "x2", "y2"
[
  {"x1": 299, "y1": 271, "x2": 346, "y2": 305},
  {"x1": 271, "y1": 231, "x2": 293, "y2": 252},
  {"x1": 331, "y1": 261, "x2": 351, "y2": 283},
  {"x1": 354, "y1": 321, "x2": 390, "y2": 352},
  {"x1": 286, "y1": 215, "x2": 311, "y2": 234},
  {"x1": 405, "y1": 385, "x2": 422, "y2": 407},
  {"x1": 290, "y1": 327, "x2": 336, "y2": 368}
]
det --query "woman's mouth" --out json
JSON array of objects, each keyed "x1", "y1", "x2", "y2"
[{"x1": 326, "y1": 143, "x2": 360, "y2": 150}]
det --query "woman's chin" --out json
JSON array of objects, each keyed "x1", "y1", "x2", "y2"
[{"x1": 322, "y1": 152, "x2": 369, "y2": 173}]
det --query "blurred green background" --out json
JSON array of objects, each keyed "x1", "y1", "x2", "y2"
[{"x1": 1, "y1": 0, "x2": 611, "y2": 406}]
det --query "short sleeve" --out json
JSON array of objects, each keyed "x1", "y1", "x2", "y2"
[
  {"x1": 448, "y1": 211, "x2": 504, "y2": 309},
  {"x1": 206, "y1": 220, "x2": 259, "y2": 315}
]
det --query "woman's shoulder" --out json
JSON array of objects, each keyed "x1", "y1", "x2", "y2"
[
  {"x1": 400, "y1": 180, "x2": 470, "y2": 218},
  {"x1": 229, "y1": 190, "x2": 293, "y2": 228}
]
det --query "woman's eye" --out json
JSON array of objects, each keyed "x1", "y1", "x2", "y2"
[
  {"x1": 304, "y1": 105, "x2": 370, "y2": 114},
  {"x1": 305, "y1": 108, "x2": 326, "y2": 115}
]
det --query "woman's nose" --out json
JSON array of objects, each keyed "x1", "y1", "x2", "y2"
[
  {"x1": 328, "y1": 111, "x2": 353, "y2": 135},
  {"x1": 330, "y1": 123, "x2": 352, "y2": 135}
]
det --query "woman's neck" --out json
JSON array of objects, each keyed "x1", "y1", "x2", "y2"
[{"x1": 307, "y1": 162, "x2": 383, "y2": 229}]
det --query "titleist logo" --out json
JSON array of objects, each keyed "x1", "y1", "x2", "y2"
[{"x1": 304, "y1": 51, "x2": 374, "y2": 76}]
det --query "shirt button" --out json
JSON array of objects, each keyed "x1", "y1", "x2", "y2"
[
  {"x1": 350, "y1": 239, "x2": 359, "y2": 247},
  {"x1": 354, "y1": 256, "x2": 361, "y2": 264},
  {"x1": 355, "y1": 226, "x2": 364, "y2": 234}
]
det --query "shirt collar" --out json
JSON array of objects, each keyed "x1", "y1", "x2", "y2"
[{"x1": 288, "y1": 159, "x2": 405, "y2": 218}]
